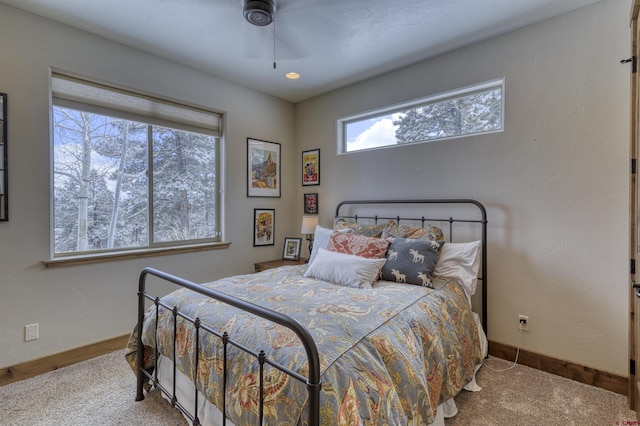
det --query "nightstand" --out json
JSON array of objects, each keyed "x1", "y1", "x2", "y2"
[{"x1": 254, "y1": 258, "x2": 306, "y2": 273}]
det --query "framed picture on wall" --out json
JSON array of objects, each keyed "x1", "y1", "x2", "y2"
[
  {"x1": 247, "y1": 138, "x2": 281, "y2": 197},
  {"x1": 302, "y1": 149, "x2": 320, "y2": 186},
  {"x1": 0, "y1": 93, "x2": 7, "y2": 222},
  {"x1": 304, "y1": 193, "x2": 318, "y2": 214},
  {"x1": 253, "y1": 208, "x2": 275, "y2": 246},
  {"x1": 283, "y1": 237, "x2": 302, "y2": 260}
]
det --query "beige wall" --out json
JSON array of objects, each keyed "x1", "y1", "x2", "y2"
[
  {"x1": 0, "y1": 4, "x2": 297, "y2": 368},
  {"x1": 296, "y1": 0, "x2": 630, "y2": 375},
  {"x1": 0, "y1": 0, "x2": 630, "y2": 378}
]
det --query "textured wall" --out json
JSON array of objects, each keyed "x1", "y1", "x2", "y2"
[
  {"x1": 0, "y1": 4, "x2": 296, "y2": 368},
  {"x1": 295, "y1": 0, "x2": 630, "y2": 375},
  {"x1": 0, "y1": 0, "x2": 630, "y2": 377}
]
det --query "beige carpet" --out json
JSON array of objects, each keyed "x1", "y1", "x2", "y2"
[
  {"x1": 0, "y1": 350, "x2": 186, "y2": 426},
  {"x1": 0, "y1": 351, "x2": 636, "y2": 425},
  {"x1": 449, "y1": 357, "x2": 637, "y2": 426}
]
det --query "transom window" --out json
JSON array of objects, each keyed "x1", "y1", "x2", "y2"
[
  {"x1": 338, "y1": 78, "x2": 504, "y2": 153},
  {"x1": 51, "y1": 73, "x2": 222, "y2": 257}
]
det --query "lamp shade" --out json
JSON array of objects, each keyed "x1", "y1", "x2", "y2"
[{"x1": 300, "y1": 215, "x2": 319, "y2": 234}]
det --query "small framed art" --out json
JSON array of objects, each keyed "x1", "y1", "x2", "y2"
[
  {"x1": 253, "y1": 208, "x2": 275, "y2": 246},
  {"x1": 248, "y1": 138, "x2": 281, "y2": 197},
  {"x1": 0, "y1": 93, "x2": 7, "y2": 221},
  {"x1": 304, "y1": 193, "x2": 318, "y2": 214},
  {"x1": 283, "y1": 237, "x2": 302, "y2": 260},
  {"x1": 302, "y1": 149, "x2": 320, "y2": 186}
]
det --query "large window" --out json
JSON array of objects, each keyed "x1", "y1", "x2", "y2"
[
  {"x1": 51, "y1": 73, "x2": 222, "y2": 257},
  {"x1": 338, "y1": 78, "x2": 504, "y2": 153}
]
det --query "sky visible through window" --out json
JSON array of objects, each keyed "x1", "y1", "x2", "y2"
[
  {"x1": 346, "y1": 114, "x2": 400, "y2": 152},
  {"x1": 342, "y1": 80, "x2": 503, "y2": 153}
]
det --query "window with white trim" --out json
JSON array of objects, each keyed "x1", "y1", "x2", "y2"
[
  {"x1": 338, "y1": 78, "x2": 504, "y2": 153},
  {"x1": 51, "y1": 73, "x2": 222, "y2": 257}
]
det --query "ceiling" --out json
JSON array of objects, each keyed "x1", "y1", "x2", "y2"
[{"x1": 1, "y1": 0, "x2": 602, "y2": 103}]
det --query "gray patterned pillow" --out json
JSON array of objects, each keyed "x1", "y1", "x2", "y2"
[
  {"x1": 381, "y1": 238, "x2": 444, "y2": 288},
  {"x1": 382, "y1": 223, "x2": 444, "y2": 241},
  {"x1": 333, "y1": 217, "x2": 390, "y2": 238}
]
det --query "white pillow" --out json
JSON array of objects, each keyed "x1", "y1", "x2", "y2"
[
  {"x1": 434, "y1": 241, "x2": 481, "y2": 296},
  {"x1": 304, "y1": 248, "x2": 386, "y2": 289},
  {"x1": 308, "y1": 225, "x2": 332, "y2": 264}
]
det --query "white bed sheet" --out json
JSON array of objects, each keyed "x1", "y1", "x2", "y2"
[{"x1": 154, "y1": 312, "x2": 487, "y2": 426}]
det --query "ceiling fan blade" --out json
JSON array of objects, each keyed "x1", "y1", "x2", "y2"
[
  {"x1": 242, "y1": 24, "x2": 267, "y2": 58},
  {"x1": 274, "y1": 0, "x2": 356, "y2": 40},
  {"x1": 202, "y1": 0, "x2": 308, "y2": 61},
  {"x1": 273, "y1": 21, "x2": 306, "y2": 60},
  {"x1": 241, "y1": 20, "x2": 305, "y2": 60}
]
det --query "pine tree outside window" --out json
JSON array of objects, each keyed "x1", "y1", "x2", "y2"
[
  {"x1": 51, "y1": 73, "x2": 222, "y2": 257},
  {"x1": 338, "y1": 78, "x2": 504, "y2": 153}
]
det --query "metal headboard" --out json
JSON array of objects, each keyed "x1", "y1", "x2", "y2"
[{"x1": 335, "y1": 199, "x2": 488, "y2": 336}]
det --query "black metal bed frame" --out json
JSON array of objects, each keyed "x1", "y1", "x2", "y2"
[
  {"x1": 335, "y1": 199, "x2": 488, "y2": 334},
  {"x1": 135, "y1": 268, "x2": 322, "y2": 426},
  {"x1": 134, "y1": 199, "x2": 488, "y2": 426}
]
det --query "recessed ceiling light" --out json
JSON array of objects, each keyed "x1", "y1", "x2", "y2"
[{"x1": 285, "y1": 72, "x2": 300, "y2": 80}]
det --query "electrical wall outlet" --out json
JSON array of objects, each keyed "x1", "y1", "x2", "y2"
[
  {"x1": 518, "y1": 315, "x2": 529, "y2": 332},
  {"x1": 25, "y1": 323, "x2": 39, "y2": 341}
]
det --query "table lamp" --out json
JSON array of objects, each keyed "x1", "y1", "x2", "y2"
[{"x1": 300, "y1": 215, "x2": 319, "y2": 262}]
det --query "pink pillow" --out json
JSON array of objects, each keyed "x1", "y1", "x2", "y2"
[{"x1": 326, "y1": 231, "x2": 389, "y2": 259}]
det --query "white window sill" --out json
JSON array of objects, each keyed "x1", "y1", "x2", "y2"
[{"x1": 42, "y1": 241, "x2": 232, "y2": 268}]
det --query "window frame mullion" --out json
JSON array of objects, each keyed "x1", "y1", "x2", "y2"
[{"x1": 147, "y1": 124, "x2": 155, "y2": 246}]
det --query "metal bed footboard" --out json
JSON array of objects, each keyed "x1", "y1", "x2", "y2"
[{"x1": 135, "y1": 267, "x2": 322, "y2": 426}]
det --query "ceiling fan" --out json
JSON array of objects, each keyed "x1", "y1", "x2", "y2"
[
  {"x1": 239, "y1": 0, "x2": 280, "y2": 65},
  {"x1": 242, "y1": 0, "x2": 276, "y2": 27},
  {"x1": 236, "y1": 0, "x2": 350, "y2": 65},
  {"x1": 241, "y1": 0, "x2": 288, "y2": 68}
]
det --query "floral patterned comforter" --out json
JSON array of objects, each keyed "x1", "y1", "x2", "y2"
[{"x1": 126, "y1": 265, "x2": 483, "y2": 425}]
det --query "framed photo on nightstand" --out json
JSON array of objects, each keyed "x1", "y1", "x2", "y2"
[{"x1": 283, "y1": 237, "x2": 302, "y2": 260}]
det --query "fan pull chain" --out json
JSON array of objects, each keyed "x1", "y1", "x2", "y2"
[{"x1": 273, "y1": 19, "x2": 277, "y2": 69}]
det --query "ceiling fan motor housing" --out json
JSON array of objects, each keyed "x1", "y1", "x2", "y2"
[{"x1": 243, "y1": 0, "x2": 275, "y2": 26}]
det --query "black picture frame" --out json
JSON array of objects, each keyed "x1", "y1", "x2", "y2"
[
  {"x1": 0, "y1": 93, "x2": 7, "y2": 221},
  {"x1": 302, "y1": 149, "x2": 320, "y2": 186},
  {"x1": 304, "y1": 193, "x2": 318, "y2": 215},
  {"x1": 247, "y1": 138, "x2": 281, "y2": 197},
  {"x1": 283, "y1": 237, "x2": 302, "y2": 260},
  {"x1": 253, "y1": 208, "x2": 275, "y2": 246}
]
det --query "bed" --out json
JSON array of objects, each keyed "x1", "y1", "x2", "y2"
[{"x1": 126, "y1": 199, "x2": 488, "y2": 426}]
